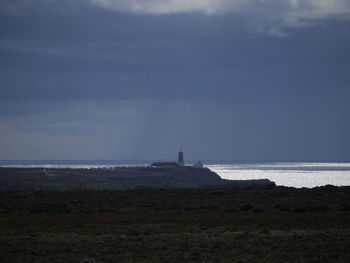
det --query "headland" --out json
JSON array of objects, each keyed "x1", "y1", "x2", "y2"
[
  {"x1": 0, "y1": 165, "x2": 274, "y2": 191},
  {"x1": 0, "y1": 151, "x2": 275, "y2": 191}
]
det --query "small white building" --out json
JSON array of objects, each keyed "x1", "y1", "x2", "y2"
[{"x1": 193, "y1": 161, "x2": 204, "y2": 168}]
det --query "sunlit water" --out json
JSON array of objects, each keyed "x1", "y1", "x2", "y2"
[
  {"x1": 1, "y1": 161, "x2": 350, "y2": 188},
  {"x1": 207, "y1": 163, "x2": 350, "y2": 188}
]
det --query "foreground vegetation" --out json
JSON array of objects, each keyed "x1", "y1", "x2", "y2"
[{"x1": 1, "y1": 185, "x2": 350, "y2": 262}]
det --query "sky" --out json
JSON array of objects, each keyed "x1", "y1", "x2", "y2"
[{"x1": 0, "y1": 0, "x2": 349, "y2": 162}]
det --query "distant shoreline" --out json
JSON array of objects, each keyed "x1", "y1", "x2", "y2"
[
  {"x1": 1, "y1": 161, "x2": 350, "y2": 188},
  {"x1": 0, "y1": 166, "x2": 275, "y2": 191}
]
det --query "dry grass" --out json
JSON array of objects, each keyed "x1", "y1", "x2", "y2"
[{"x1": 1, "y1": 186, "x2": 350, "y2": 262}]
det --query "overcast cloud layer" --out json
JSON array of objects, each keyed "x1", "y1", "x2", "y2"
[
  {"x1": 2, "y1": 0, "x2": 350, "y2": 34},
  {"x1": 87, "y1": 0, "x2": 350, "y2": 34},
  {"x1": 87, "y1": 0, "x2": 350, "y2": 17},
  {"x1": 0, "y1": 0, "x2": 349, "y2": 161}
]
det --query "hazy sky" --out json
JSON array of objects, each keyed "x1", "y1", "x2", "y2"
[{"x1": 0, "y1": 0, "x2": 350, "y2": 161}]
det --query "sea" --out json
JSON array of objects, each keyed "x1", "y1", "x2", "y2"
[{"x1": 1, "y1": 160, "x2": 350, "y2": 188}]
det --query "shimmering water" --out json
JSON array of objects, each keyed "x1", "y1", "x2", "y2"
[
  {"x1": 0, "y1": 160, "x2": 147, "y2": 169},
  {"x1": 207, "y1": 163, "x2": 350, "y2": 188},
  {"x1": 1, "y1": 161, "x2": 350, "y2": 188}
]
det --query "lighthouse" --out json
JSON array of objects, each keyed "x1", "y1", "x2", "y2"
[
  {"x1": 151, "y1": 151, "x2": 186, "y2": 167},
  {"x1": 177, "y1": 151, "x2": 184, "y2": 166}
]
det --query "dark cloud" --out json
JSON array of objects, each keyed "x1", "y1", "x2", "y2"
[{"x1": 0, "y1": 0, "x2": 349, "y2": 161}]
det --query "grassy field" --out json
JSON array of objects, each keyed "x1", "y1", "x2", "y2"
[{"x1": 1, "y1": 186, "x2": 350, "y2": 262}]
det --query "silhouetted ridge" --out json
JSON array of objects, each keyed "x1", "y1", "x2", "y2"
[{"x1": 0, "y1": 166, "x2": 274, "y2": 191}]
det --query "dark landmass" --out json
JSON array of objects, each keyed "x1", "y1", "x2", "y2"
[
  {"x1": 0, "y1": 166, "x2": 274, "y2": 191},
  {"x1": 1, "y1": 185, "x2": 350, "y2": 262}
]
